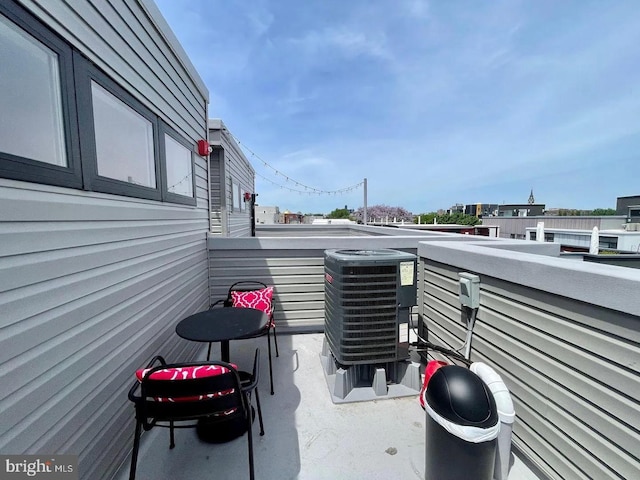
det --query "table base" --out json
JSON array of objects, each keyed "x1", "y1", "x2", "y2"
[{"x1": 196, "y1": 407, "x2": 255, "y2": 443}]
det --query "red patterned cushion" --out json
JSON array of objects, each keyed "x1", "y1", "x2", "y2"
[
  {"x1": 136, "y1": 364, "x2": 237, "y2": 403},
  {"x1": 136, "y1": 364, "x2": 235, "y2": 381},
  {"x1": 231, "y1": 286, "x2": 274, "y2": 317}
]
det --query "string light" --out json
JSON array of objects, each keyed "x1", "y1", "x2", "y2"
[
  {"x1": 229, "y1": 133, "x2": 364, "y2": 196},
  {"x1": 168, "y1": 173, "x2": 191, "y2": 190},
  {"x1": 255, "y1": 172, "x2": 362, "y2": 195}
]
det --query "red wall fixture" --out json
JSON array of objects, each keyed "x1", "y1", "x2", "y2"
[{"x1": 197, "y1": 139, "x2": 211, "y2": 156}]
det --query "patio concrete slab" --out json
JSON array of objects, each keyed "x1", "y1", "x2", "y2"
[{"x1": 115, "y1": 333, "x2": 541, "y2": 480}]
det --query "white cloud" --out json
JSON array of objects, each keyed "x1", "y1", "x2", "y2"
[{"x1": 290, "y1": 27, "x2": 391, "y2": 61}]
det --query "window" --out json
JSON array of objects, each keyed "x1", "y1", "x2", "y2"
[
  {"x1": 160, "y1": 123, "x2": 195, "y2": 205},
  {"x1": 0, "y1": 5, "x2": 81, "y2": 188},
  {"x1": 91, "y1": 82, "x2": 156, "y2": 188},
  {"x1": 599, "y1": 236, "x2": 618, "y2": 249},
  {"x1": 231, "y1": 181, "x2": 240, "y2": 211},
  {"x1": 0, "y1": 1, "x2": 197, "y2": 205},
  {"x1": 75, "y1": 59, "x2": 162, "y2": 201},
  {"x1": 0, "y1": 13, "x2": 65, "y2": 166}
]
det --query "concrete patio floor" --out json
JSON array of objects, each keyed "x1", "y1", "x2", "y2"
[{"x1": 115, "y1": 333, "x2": 542, "y2": 480}]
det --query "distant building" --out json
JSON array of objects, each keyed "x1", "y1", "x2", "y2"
[
  {"x1": 255, "y1": 206, "x2": 280, "y2": 225},
  {"x1": 484, "y1": 215, "x2": 626, "y2": 240},
  {"x1": 282, "y1": 211, "x2": 304, "y2": 224},
  {"x1": 526, "y1": 227, "x2": 640, "y2": 253},
  {"x1": 464, "y1": 203, "x2": 498, "y2": 218},
  {"x1": 616, "y1": 195, "x2": 640, "y2": 221},
  {"x1": 495, "y1": 189, "x2": 545, "y2": 217},
  {"x1": 497, "y1": 203, "x2": 546, "y2": 217},
  {"x1": 448, "y1": 204, "x2": 464, "y2": 214}
]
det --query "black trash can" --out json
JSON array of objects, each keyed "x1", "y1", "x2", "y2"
[{"x1": 423, "y1": 365, "x2": 499, "y2": 480}]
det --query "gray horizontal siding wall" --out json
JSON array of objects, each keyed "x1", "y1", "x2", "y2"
[
  {"x1": 419, "y1": 241, "x2": 640, "y2": 480},
  {"x1": 208, "y1": 148, "x2": 224, "y2": 235},
  {"x1": 3, "y1": 2, "x2": 209, "y2": 480},
  {"x1": 223, "y1": 131, "x2": 253, "y2": 237},
  {"x1": 209, "y1": 122, "x2": 253, "y2": 237}
]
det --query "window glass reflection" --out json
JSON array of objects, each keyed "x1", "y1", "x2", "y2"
[
  {"x1": 0, "y1": 14, "x2": 66, "y2": 166},
  {"x1": 165, "y1": 134, "x2": 193, "y2": 197},
  {"x1": 92, "y1": 82, "x2": 155, "y2": 187}
]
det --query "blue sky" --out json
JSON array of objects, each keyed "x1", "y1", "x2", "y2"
[{"x1": 155, "y1": 0, "x2": 640, "y2": 214}]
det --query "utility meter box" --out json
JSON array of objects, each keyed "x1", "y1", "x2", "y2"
[{"x1": 458, "y1": 272, "x2": 480, "y2": 309}]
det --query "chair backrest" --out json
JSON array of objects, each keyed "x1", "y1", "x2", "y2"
[
  {"x1": 226, "y1": 281, "x2": 274, "y2": 318},
  {"x1": 134, "y1": 361, "x2": 247, "y2": 422}
]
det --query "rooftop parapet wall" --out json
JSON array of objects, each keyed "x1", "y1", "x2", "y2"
[
  {"x1": 207, "y1": 228, "x2": 558, "y2": 331},
  {"x1": 419, "y1": 240, "x2": 639, "y2": 316}
]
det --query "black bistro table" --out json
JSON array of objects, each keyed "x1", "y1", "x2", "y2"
[
  {"x1": 175, "y1": 307, "x2": 268, "y2": 443},
  {"x1": 176, "y1": 306, "x2": 268, "y2": 363}
]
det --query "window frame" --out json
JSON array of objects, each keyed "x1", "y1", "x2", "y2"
[
  {"x1": 74, "y1": 55, "x2": 163, "y2": 201},
  {"x1": 159, "y1": 121, "x2": 196, "y2": 206},
  {"x1": 231, "y1": 180, "x2": 240, "y2": 212},
  {"x1": 0, "y1": 2, "x2": 82, "y2": 189},
  {"x1": 599, "y1": 236, "x2": 618, "y2": 249}
]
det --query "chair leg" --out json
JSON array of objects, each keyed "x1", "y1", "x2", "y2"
[
  {"x1": 266, "y1": 330, "x2": 274, "y2": 395},
  {"x1": 254, "y1": 388, "x2": 265, "y2": 436},
  {"x1": 169, "y1": 421, "x2": 175, "y2": 449},
  {"x1": 272, "y1": 325, "x2": 279, "y2": 357},
  {"x1": 247, "y1": 407, "x2": 255, "y2": 480},
  {"x1": 129, "y1": 420, "x2": 143, "y2": 480}
]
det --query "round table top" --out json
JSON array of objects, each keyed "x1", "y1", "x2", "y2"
[{"x1": 175, "y1": 307, "x2": 268, "y2": 343}]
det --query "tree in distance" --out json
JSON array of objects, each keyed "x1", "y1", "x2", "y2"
[
  {"x1": 327, "y1": 207, "x2": 352, "y2": 219},
  {"x1": 414, "y1": 212, "x2": 480, "y2": 226},
  {"x1": 353, "y1": 205, "x2": 413, "y2": 223}
]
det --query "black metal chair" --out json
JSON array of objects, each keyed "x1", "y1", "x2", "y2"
[
  {"x1": 128, "y1": 349, "x2": 264, "y2": 480},
  {"x1": 210, "y1": 281, "x2": 279, "y2": 394}
]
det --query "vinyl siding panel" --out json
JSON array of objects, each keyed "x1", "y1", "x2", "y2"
[
  {"x1": 2, "y1": 2, "x2": 209, "y2": 480},
  {"x1": 420, "y1": 257, "x2": 640, "y2": 480},
  {"x1": 208, "y1": 122, "x2": 254, "y2": 237},
  {"x1": 208, "y1": 149, "x2": 223, "y2": 234},
  {"x1": 223, "y1": 139, "x2": 253, "y2": 238},
  {"x1": 209, "y1": 250, "x2": 326, "y2": 331}
]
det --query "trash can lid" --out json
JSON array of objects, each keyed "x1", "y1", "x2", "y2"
[{"x1": 425, "y1": 365, "x2": 498, "y2": 428}]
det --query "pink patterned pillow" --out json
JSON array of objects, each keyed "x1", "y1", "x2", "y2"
[
  {"x1": 135, "y1": 364, "x2": 237, "y2": 403},
  {"x1": 231, "y1": 286, "x2": 274, "y2": 317}
]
